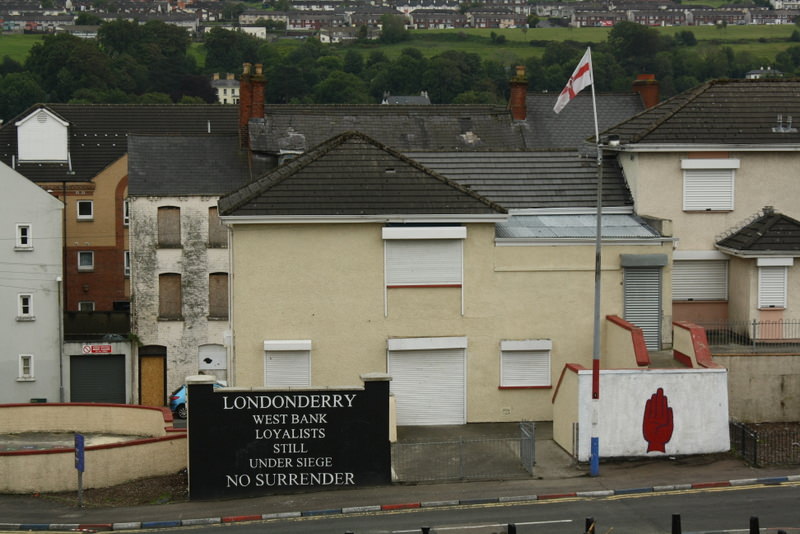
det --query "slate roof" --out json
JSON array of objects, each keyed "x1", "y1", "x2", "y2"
[
  {"x1": 523, "y1": 93, "x2": 645, "y2": 149},
  {"x1": 404, "y1": 151, "x2": 632, "y2": 209},
  {"x1": 218, "y1": 131, "x2": 506, "y2": 217},
  {"x1": 716, "y1": 207, "x2": 800, "y2": 255},
  {"x1": 602, "y1": 78, "x2": 800, "y2": 146},
  {"x1": 0, "y1": 104, "x2": 238, "y2": 184},
  {"x1": 248, "y1": 104, "x2": 524, "y2": 154},
  {"x1": 127, "y1": 134, "x2": 262, "y2": 197}
]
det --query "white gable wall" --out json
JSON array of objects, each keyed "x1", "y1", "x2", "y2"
[{"x1": 16, "y1": 109, "x2": 69, "y2": 162}]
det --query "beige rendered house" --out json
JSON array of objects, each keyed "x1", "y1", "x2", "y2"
[
  {"x1": 603, "y1": 79, "x2": 800, "y2": 329},
  {"x1": 219, "y1": 131, "x2": 672, "y2": 425}
]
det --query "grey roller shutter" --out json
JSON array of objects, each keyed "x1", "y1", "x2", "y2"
[
  {"x1": 624, "y1": 268, "x2": 662, "y2": 351},
  {"x1": 70, "y1": 354, "x2": 126, "y2": 403},
  {"x1": 388, "y1": 348, "x2": 465, "y2": 425}
]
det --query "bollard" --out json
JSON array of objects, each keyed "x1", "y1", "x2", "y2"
[
  {"x1": 508, "y1": 523, "x2": 517, "y2": 534},
  {"x1": 749, "y1": 516, "x2": 759, "y2": 534},
  {"x1": 672, "y1": 514, "x2": 681, "y2": 534},
  {"x1": 584, "y1": 517, "x2": 595, "y2": 533},
  {"x1": 421, "y1": 527, "x2": 431, "y2": 534}
]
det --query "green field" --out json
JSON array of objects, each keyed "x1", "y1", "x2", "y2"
[{"x1": 2, "y1": 23, "x2": 798, "y2": 68}]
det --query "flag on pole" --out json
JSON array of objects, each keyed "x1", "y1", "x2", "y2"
[{"x1": 553, "y1": 47, "x2": 593, "y2": 114}]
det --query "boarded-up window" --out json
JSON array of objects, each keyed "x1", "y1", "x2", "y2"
[
  {"x1": 159, "y1": 273, "x2": 182, "y2": 319},
  {"x1": 208, "y1": 272, "x2": 228, "y2": 319},
  {"x1": 158, "y1": 207, "x2": 181, "y2": 248},
  {"x1": 208, "y1": 207, "x2": 227, "y2": 248}
]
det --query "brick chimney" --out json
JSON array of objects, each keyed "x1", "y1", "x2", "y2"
[
  {"x1": 238, "y1": 63, "x2": 266, "y2": 149},
  {"x1": 509, "y1": 65, "x2": 528, "y2": 121},
  {"x1": 632, "y1": 74, "x2": 660, "y2": 109}
]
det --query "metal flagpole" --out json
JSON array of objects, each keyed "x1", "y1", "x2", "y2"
[{"x1": 587, "y1": 47, "x2": 602, "y2": 477}]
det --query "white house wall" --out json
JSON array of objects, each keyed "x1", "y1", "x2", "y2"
[
  {"x1": 0, "y1": 162, "x2": 64, "y2": 403},
  {"x1": 572, "y1": 368, "x2": 730, "y2": 461},
  {"x1": 129, "y1": 196, "x2": 229, "y2": 396}
]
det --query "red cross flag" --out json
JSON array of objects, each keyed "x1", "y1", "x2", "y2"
[{"x1": 553, "y1": 47, "x2": 593, "y2": 114}]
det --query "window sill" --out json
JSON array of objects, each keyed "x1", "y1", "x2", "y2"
[
  {"x1": 77, "y1": 218, "x2": 94, "y2": 222},
  {"x1": 16, "y1": 316, "x2": 35, "y2": 322},
  {"x1": 682, "y1": 209, "x2": 732, "y2": 214},
  {"x1": 207, "y1": 244, "x2": 228, "y2": 249},
  {"x1": 498, "y1": 385, "x2": 551, "y2": 390},
  {"x1": 77, "y1": 269, "x2": 95, "y2": 273},
  {"x1": 387, "y1": 284, "x2": 462, "y2": 289},
  {"x1": 158, "y1": 316, "x2": 184, "y2": 322},
  {"x1": 16, "y1": 377, "x2": 35, "y2": 382},
  {"x1": 14, "y1": 246, "x2": 33, "y2": 252},
  {"x1": 207, "y1": 315, "x2": 229, "y2": 321},
  {"x1": 758, "y1": 307, "x2": 785, "y2": 311},
  {"x1": 157, "y1": 245, "x2": 183, "y2": 249}
]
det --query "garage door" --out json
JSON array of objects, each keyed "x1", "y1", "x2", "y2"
[
  {"x1": 70, "y1": 354, "x2": 126, "y2": 403},
  {"x1": 388, "y1": 346, "x2": 465, "y2": 426}
]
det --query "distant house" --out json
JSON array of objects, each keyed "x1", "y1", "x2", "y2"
[
  {"x1": 210, "y1": 72, "x2": 240, "y2": 104},
  {"x1": 0, "y1": 161, "x2": 63, "y2": 404}
]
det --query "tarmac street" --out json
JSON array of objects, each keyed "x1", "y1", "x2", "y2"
[{"x1": 0, "y1": 422, "x2": 799, "y2": 531}]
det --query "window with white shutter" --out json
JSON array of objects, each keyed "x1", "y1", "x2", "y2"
[
  {"x1": 383, "y1": 226, "x2": 465, "y2": 287},
  {"x1": 759, "y1": 266, "x2": 787, "y2": 309},
  {"x1": 500, "y1": 340, "x2": 552, "y2": 388},
  {"x1": 681, "y1": 159, "x2": 739, "y2": 211},
  {"x1": 672, "y1": 260, "x2": 728, "y2": 301},
  {"x1": 263, "y1": 340, "x2": 311, "y2": 387}
]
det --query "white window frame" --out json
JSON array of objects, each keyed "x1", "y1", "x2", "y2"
[
  {"x1": 123, "y1": 200, "x2": 130, "y2": 227},
  {"x1": 263, "y1": 340, "x2": 311, "y2": 387},
  {"x1": 78, "y1": 301, "x2": 95, "y2": 312},
  {"x1": 17, "y1": 293, "x2": 34, "y2": 320},
  {"x1": 124, "y1": 250, "x2": 130, "y2": 277},
  {"x1": 681, "y1": 159, "x2": 739, "y2": 212},
  {"x1": 77, "y1": 200, "x2": 94, "y2": 221},
  {"x1": 78, "y1": 251, "x2": 94, "y2": 271},
  {"x1": 15, "y1": 224, "x2": 33, "y2": 250},
  {"x1": 672, "y1": 257, "x2": 728, "y2": 301},
  {"x1": 758, "y1": 258, "x2": 792, "y2": 309},
  {"x1": 500, "y1": 339, "x2": 552, "y2": 388},
  {"x1": 18, "y1": 354, "x2": 34, "y2": 381}
]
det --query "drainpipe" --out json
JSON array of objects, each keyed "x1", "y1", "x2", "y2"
[{"x1": 57, "y1": 276, "x2": 65, "y2": 402}]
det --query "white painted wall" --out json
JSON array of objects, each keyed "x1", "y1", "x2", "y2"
[{"x1": 571, "y1": 368, "x2": 729, "y2": 461}]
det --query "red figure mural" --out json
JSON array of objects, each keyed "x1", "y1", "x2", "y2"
[{"x1": 643, "y1": 387, "x2": 674, "y2": 453}]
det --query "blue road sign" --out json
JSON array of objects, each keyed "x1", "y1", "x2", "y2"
[{"x1": 74, "y1": 434, "x2": 85, "y2": 473}]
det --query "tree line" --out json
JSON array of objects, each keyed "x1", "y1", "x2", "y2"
[{"x1": 2, "y1": 19, "x2": 800, "y2": 122}]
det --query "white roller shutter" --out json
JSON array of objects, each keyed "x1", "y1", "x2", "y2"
[
  {"x1": 672, "y1": 260, "x2": 728, "y2": 301},
  {"x1": 388, "y1": 348, "x2": 465, "y2": 425},
  {"x1": 501, "y1": 350, "x2": 550, "y2": 387},
  {"x1": 758, "y1": 266, "x2": 787, "y2": 309},
  {"x1": 624, "y1": 268, "x2": 662, "y2": 351},
  {"x1": 385, "y1": 239, "x2": 462, "y2": 286},
  {"x1": 265, "y1": 350, "x2": 310, "y2": 387},
  {"x1": 683, "y1": 169, "x2": 734, "y2": 211}
]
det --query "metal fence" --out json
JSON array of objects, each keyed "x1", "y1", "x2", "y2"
[
  {"x1": 729, "y1": 421, "x2": 800, "y2": 467},
  {"x1": 698, "y1": 319, "x2": 800, "y2": 353},
  {"x1": 391, "y1": 422, "x2": 535, "y2": 483}
]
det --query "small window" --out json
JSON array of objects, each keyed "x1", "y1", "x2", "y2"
[
  {"x1": 158, "y1": 206, "x2": 181, "y2": 248},
  {"x1": 18, "y1": 354, "x2": 34, "y2": 381},
  {"x1": 18, "y1": 294, "x2": 34, "y2": 320},
  {"x1": 123, "y1": 200, "x2": 130, "y2": 227},
  {"x1": 124, "y1": 250, "x2": 130, "y2": 277},
  {"x1": 78, "y1": 301, "x2": 95, "y2": 312},
  {"x1": 159, "y1": 273, "x2": 182, "y2": 319},
  {"x1": 759, "y1": 265, "x2": 787, "y2": 309},
  {"x1": 500, "y1": 340, "x2": 552, "y2": 388},
  {"x1": 15, "y1": 224, "x2": 33, "y2": 250},
  {"x1": 208, "y1": 207, "x2": 227, "y2": 248},
  {"x1": 77, "y1": 200, "x2": 94, "y2": 221},
  {"x1": 208, "y1": 272, "x2": 229, "y2": 319},
  {"x1": 264, "y1": 340, "x2": 311, "y2": 387},
  {"x1": 78, "y1": 251, "x2": 94, "y2": 271}
]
